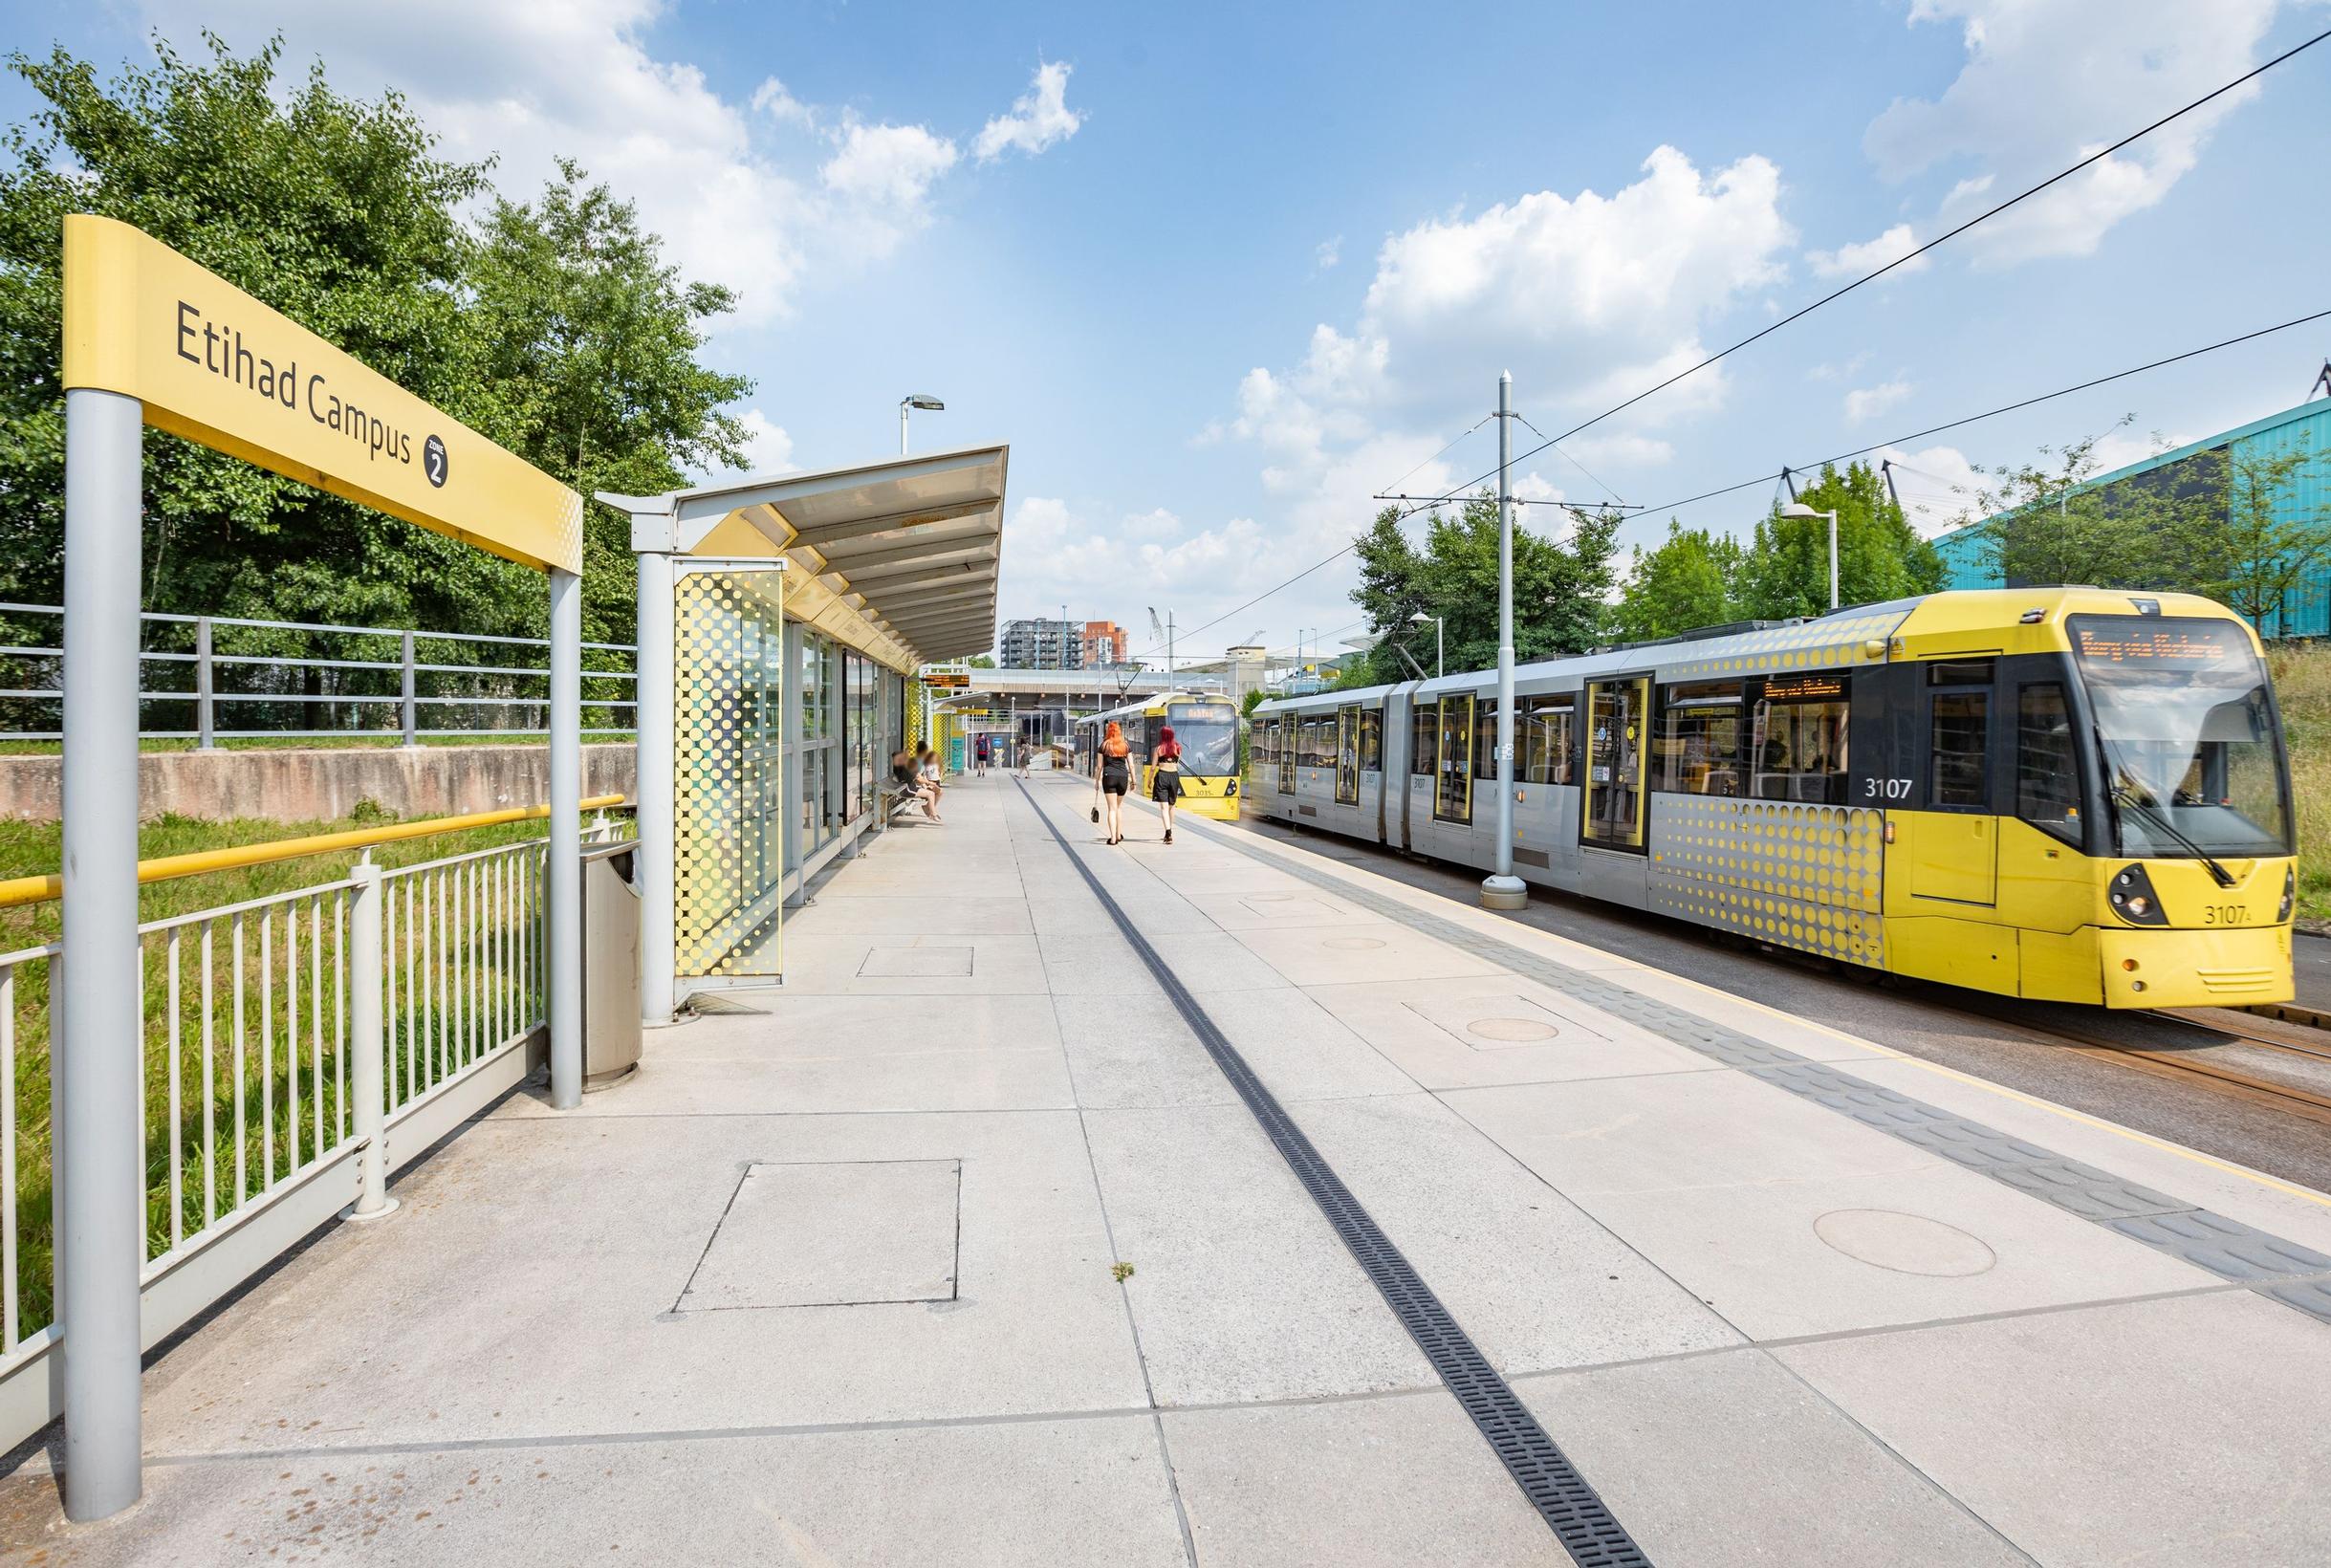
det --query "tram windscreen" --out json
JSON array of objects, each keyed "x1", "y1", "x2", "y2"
[
  {"x1": 2068, "y1": 616, "x2": 2291, "y2": 858},
  {"x1": 1166, "y1": 703, "x2": 1238, "y2": 775}
]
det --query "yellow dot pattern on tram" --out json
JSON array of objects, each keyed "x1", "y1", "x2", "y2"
[
  {"x1": 1660, "y1": 606, "x2": 1911, "y2": 681},
  {"x1": 673, "y1": 571, "x2": 784, "y2": 976},
  {"x1": 1649, "y1": 796, "x2": 1886, "y2": 965}
]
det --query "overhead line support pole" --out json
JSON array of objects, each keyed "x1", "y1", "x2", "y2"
[{"x1": 1482, "y1": 371, "x2": 1526, "y2": 912}]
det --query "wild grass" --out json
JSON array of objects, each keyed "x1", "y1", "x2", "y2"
[{"x1": 2268, "y1": 642, "x2": 2331, "y2": 922}]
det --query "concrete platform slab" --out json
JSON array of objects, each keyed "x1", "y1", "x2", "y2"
[
  {"x1": 676, "y1": 1158, "x2": 961, "y2": 1310},
  {"x1": 1304, "y1": 975, "x2": 1719, "y2": 1089},
  {"x1": 1162, "y1": 1390, "x2": 1574, "y2": 1568},
  {"x1": 1080, "y1": 1102, "x2": 1434, "y2": 1405},
  {"x1": 0, "y1": 1415, "x2": 1192, "y2": 1567},
  {"x1": 1189, "y1": 986, "x2": 1421, "y2": 1102},
  {"x1": 1778, "y1": 1290, "x2": 2331, "y2": 1567},
  {"x1": 776, "y1": 932, "x2": 1050, "y2": 995},
  {"x1": 1226, "y1": 921, "x2": 1506, "y2": 988}
]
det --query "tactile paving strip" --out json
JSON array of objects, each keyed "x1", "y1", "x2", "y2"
[
  {"x1": 1013, "y1": 781, "x2": 1653, "y2": 1567},
  {"x1": 1186, "y1": 816, "x2": 2331, "y2": 1328}
]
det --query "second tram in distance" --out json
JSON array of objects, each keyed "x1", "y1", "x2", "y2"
[
  {"x1": 1250, "y1": 588, "x2": 2296, "y2": 1009},
  {"x1": 1078, "y1": 691, "x2": 1245, "y2": 820}
]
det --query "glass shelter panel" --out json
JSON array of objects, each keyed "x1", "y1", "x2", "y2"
[{"x1": 673, "y1": 566, "x2": 787, "y2": 978}]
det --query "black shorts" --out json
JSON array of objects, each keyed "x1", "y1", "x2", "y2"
[
  {"x1": 1150, "y1": 769, "x2": 1182, "y2": 802},
  {"x1": 1101, "y1": 766, "x2": 1129, "y2": 795}
]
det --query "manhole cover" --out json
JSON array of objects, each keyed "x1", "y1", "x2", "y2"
[
  {"x1": 1322, "y1": 936, "x2": 1387, "y2": 950},
  {"x1": 1470, "y1": 1016, "x2": 1558, "y2": 1043},
  {"x1": 1813, "y1": 1209, "x2": 1996, "y2": 1276}
]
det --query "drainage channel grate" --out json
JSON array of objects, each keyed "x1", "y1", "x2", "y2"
[
  {"x1": 1013, "y1": 780, "x2": 1653, "y2": 1566},
  {"x1": 1182, "y1": 816, "x2": 2331, "y2": 1327}
]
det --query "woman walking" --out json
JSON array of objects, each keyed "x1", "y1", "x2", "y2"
[
  {"x1": 1097, "y1": 720, "x2": 1133, "y2": 844},
  {"x1": 1150, "y1": 724, "x2": 1184, "y2": 845}
]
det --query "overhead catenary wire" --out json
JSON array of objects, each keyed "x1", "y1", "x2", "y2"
[{"x1": 1408, "y1": 23, "x2": 2331, "y2": 512}]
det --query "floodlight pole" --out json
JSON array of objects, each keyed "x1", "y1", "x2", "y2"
[
  {"x1": 548, "y1": 565, "x2": 583, "y2": 1108},
  {"x1": 58, "y1": 386, "x2": 146, "y2": 1520},
  {"x1": 1482, "y1": 370, "x2": 1527, "y2": 911}
]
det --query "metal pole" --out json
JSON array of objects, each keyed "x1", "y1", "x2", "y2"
[
  {"x1": 899, "y1": 402, "x2": 909, "y2": 456},
  {"x1": 547, "y1": 566, "x2": 583, "y2": 1109},
  {"x1": 1436, "y1": 619, "x2": 1444, "y2": 680},
  {"x1": 346, "y1": 853, "x2": 395, "y2": 1218},
  {"x1": 399, "y1": 630, "x2": 418, "y2": 746},
  {"x1": 194, "y1": 616, "x2": 215, "y2": 750},
  {"x1": 635, "y1": 551, "x2": 676, "y2": 1027},
  {"x1": 59, "y1": 386, "x2": 145, "y2": 1520},
  {"x1": 1827, "y1": 510, "x2": 1840, "y2": 611},
  {"x1": 1483, "y1": 371, "x2": 1526, "y2": 910}
]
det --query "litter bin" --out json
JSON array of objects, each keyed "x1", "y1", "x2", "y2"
[{"x1": 581, "y1": 842, "x2": 643, "y2": 1089}]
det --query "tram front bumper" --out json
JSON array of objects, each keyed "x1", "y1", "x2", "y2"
[{"x1": 2097, "y1": 923, "x2": 2293, "y2": 1008}]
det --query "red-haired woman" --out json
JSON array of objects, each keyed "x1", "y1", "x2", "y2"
[
  {"x1": 1097, "y1": 720, "x2": 1133, "y2": 844},
  {"x1": 1150, "y1": 724, "x2": 1184, "y2": 845}
]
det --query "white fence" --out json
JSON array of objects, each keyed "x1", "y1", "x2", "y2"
[{"x1": 0, "y1": 826, "x2": 611, "y2": 1448}]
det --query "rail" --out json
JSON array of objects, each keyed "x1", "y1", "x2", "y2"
[
  {"x1": 0, "y1": 802, "x2": 634, "y2": 1447},
  {"x1": 0, "y1": 601, "x2": 640, "y2": 744}
]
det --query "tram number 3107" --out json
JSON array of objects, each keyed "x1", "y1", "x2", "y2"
[{"x1": 1860, "y1": 777, "x2": 1912, "y2": 800}]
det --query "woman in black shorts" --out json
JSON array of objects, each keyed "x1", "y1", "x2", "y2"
[
  {"x1": 1098, "y1": 720, "x2": 1132, "y2": 844},
  {"x1": 1149, "y1": 724, "x2": 1184, "y2": 845}
]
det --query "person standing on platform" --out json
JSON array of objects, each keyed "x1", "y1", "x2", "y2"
[
  {"x1": 974, "y1": 733, "x2": 990, "y2": 776},
  {"x1": 1098, "y1": 720, "x2": 1133, "y2": 844},
  {"x1": 1149, "y1": 723, "x2": 1184, "y2": 845}
]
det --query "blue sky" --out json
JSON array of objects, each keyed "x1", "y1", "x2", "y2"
[{"x1": 6, "y1": 1, "x2": 2329, "y2": 665}]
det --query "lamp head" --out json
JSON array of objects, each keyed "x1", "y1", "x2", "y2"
[
  {"x1": 902, "y1": 395, "x2": 946, "y2": 411},
  {"x1": 1777, "y1": 502, "x2": 1818, "y2": 520},
  {"x1": 1410, "y1": 611, "x2": 1433, "y2": 624}
]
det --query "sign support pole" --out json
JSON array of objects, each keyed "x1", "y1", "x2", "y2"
[
  {"x1": 1482, "y1": 369, "x2": 1527, "y2": 911},
  {"x1": 634, "y1": 549, "x2": 676, "y2": 1028},
  {"x1": 548, "y1": 566, "x2": 583, "y2": 1108},
  {"x1": 59, "y1": 386, "x2": 146, "y2": 1519}
]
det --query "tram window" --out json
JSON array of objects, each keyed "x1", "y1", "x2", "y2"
[
  {"x1": 1654, "y1": 683, "x2": 1743, "y2": 796},
  {"x1": 1928, "y1": 660, "x2": 1994, "y2": 686},
  {"x1": 2016, "y1": 683, "x2": 2082, "y2": 844},
  {"x1": 1412, "y1": 702, "x2": 1439, "y2": 777},
  {"x1": 1750, "y1": 688, "x2": 1850, "y2": 804},
  {"x1": 1523, "y1": 696, "x2": 1575, "y2": 785},
  {"x1": 1472, "y1": 700, "x2": 1500, "y2": 780},
  {"x1": 1360, "y1": 708, "x2": 1382, "y2": 771},
  {"x1": 1929, "y1": 692, "x2": 1990, "y2": 807}
]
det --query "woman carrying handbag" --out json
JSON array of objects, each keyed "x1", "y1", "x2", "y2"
[{"x1": 1097, "y1": 721, "x2": 1133, "y2": 844}]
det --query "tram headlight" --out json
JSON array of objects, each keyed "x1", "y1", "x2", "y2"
[
  {"x1": 2108, "y1": 865, "x2": 2168, "y2": 926},
  {"x1": 2281, "y1": 867, "x2": 2295, "y2": 924}
]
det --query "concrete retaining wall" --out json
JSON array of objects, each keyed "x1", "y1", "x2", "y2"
[{"x1": 0, "y1": 744, "x2": 637, "y2": 823}]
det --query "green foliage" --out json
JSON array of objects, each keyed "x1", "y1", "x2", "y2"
[
  {"x1": 1735, "y1": 461, "x2": 1943, "y2": 621},
  {"x1": 1610, "y1": 521, "x2": 1742, "y2": 643},
  {"x1": 1958, "y1": 423, "x2": 2161, "y2": 590},
  {"x1": 0, "y1": 36, "x2": 752, "y2": 653},
  {"x1": 1344, "y1": 495, "x2": 1618, "y2": 684},
  {"x1": 966, "y1": 654, "x2": 997, "y2": 668},
  {"x1": 1239, "y1": 687, "x2": 1268, "y2": 714},
  {"x1": 2131, "y1": 444, "x2": 2330, "y2": 630}
]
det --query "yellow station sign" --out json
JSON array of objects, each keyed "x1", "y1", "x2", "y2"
[{"x1": 62, "y1": 215, "x2": 582, "y2": 575}]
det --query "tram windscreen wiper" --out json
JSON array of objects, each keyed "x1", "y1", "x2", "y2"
[{"x1": 2091, "y1": 725, "x2": 2237, "y2": 887}]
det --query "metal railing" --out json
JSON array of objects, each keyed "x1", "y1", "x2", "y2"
[
  {"x1": 0, "y1": 602, "x2": 640, "y2": 744},
  {"x1": 0, "y1": 802, "x2": 630, "y2": 1445}
]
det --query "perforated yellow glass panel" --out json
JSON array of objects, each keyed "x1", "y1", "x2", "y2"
[{"x1": 674, "y1": 568, "x2": 786, "y2": 977}]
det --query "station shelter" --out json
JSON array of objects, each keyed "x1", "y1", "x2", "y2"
[{"x1": 600, "y1": 445, "x2": 1007, "y2": 1023}]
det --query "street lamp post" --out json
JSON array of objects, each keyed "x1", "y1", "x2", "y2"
[
  {"x1": 899, "y1": 394, "x2": 945, "y2": 455},
  {"x1": 1409, "y1": 612, "x2": 1444, "y2": 679},
  {"x1": 1778, "y1": 502, "x2": 1841, "y2": 610},
  {"x1": 1481, "y1": 370, "x2": 1527, "y2": 911}
]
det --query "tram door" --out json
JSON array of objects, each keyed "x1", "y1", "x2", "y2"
[
  {"x1": 1334, "y1": 706, "x2": 1361, "y2": 805},
  {"x1": 1434, "y1": 693, "x2": 1475, "y2": 823},
  {"x1": 1913, "y1": 663, "x2": 1996, "y2": 904},
  {"x1": 1582, "y1": 676, "x2": 1650, "y2": 850},
  {"x1": 1277, "y1": 718, "x2": 1296, "y2": 794}
]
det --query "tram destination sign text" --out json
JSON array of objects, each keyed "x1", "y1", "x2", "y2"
[{"x1": 61, "y1": 215, "x2": 581, "y2": 575}]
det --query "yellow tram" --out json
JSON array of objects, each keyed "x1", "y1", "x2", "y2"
[
  {"x1": 1251, "y1": 589, "x2": 2296, "y2": 1008},
  {"x1": 1078, "y1": 691, "x2": 1245, "y2": 821}
]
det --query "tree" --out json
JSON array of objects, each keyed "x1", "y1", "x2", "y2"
[
  {"x1": 1957, "y1": 422, "x2": 2161, "y2": 591},
  {"x1": 464, "y1": 160, "x2": 753, "y2": 646},
  {"x1": 1612, "y1": 521, "x2": 1742, "y2": 642},
  {"x1": 1736, "y1": 460, "x2": 1943, "y2": 621},
  {"x1": 1341, "y1": 493, "x2": 1617, "y2": 684},
  {"x1": 0, "y1": 34, "x2": 510, "y2": 635},
  {"x1": 2168, "y1": 444, "x2": 2331, "y2": 631}
]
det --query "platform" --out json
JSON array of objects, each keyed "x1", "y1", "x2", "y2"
[{"x1": 7, "y1": 773, "x2": 2331, "y2": 1565}]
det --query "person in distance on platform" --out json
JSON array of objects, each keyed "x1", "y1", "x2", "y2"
[
  {"x1": 1149, "y1": 723, "x2": 1184, "y2": 845},
  {"x1": 974, "y1": 733, "x2": 991, "y2": 776},
  {"x1": 1098, "y1": 720, "x2": 1133, "y2": 844}
]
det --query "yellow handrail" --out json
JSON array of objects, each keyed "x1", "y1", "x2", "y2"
[{"x1": 0, "y1": 795, "x2": 628, "y2": 910}]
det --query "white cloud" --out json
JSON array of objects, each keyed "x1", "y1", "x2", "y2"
[
  {"x1": 1805, "y1": 222, "x2": 1928, "y2": 279},
  {"x1": 974, "y1": 60, "x2": 1083, "y2": 161},
  {"x1": 1873, "y1": 444, "x2": 1981, "y2": 536},
  {"x1": 1865, "y1": 0, "x2": 2280, "y2": 264},
  {"x1": 819, "y1": 121, "x2": 960, "y2": 207},
  {"x1": 1563, "y1": 431, "x2": 1674, "y2": 469},
  {"x1": 127, "y1": 5, "x2": 1071, "y2": 324},
  {"x1": 1316, "y1": 235, "x2": 1342, "y2": 271},
  {"x1": 727, "y1": 409, "x2": 797, "y2": 476},
  {"x1": 1843, "y1": 378, "x2": 1914, "y2": 424},
  {"x1": 1806, "y1": 352, "x2": 1872, "y2": 383}
]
